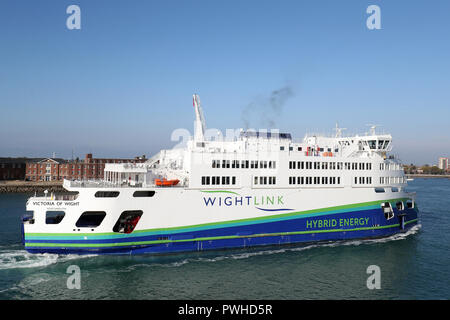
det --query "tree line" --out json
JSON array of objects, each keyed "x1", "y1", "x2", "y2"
[{"x1": 403, "y1": 164, "x2": 447, "y2": 175}]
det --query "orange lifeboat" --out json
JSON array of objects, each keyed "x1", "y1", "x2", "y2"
[{"x1": 155, "y1": 178, "x2": 180, "y2": 187}]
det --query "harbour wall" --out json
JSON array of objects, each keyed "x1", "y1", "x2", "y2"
[
  {"x1": 0, "y1": 181, "x2": 65, "y2": 193},
  {"x1": 406, "y1": 174, "x2": 450, "y2": 179}
]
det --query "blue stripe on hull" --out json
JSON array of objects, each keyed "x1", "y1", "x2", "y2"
[{"x1": 24, "y1": 208, "x2": 418, "y2": 255}]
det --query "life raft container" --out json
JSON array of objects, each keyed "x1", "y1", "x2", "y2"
[{"x1": 155, "y1": 179, "x2": 180, "y2": 187}]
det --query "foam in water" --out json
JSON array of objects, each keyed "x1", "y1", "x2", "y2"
[
  {"x1": 0, "y1": 250, "x2": 96, "y2": 270},
  {"x1": 165, "y1": 224, "x2": 423, "y2": 266},
  {"x1": 0, "y1": 224, "x2": 421, "y2": 271}
]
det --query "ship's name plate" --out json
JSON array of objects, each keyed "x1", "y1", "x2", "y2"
[{"x1": 32, "y1": 201, "x2": 79, "y2": 207}]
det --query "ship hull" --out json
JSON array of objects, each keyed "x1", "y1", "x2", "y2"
[{"x1": 23, "y1": 188, "x2": 419, "y2": 255}]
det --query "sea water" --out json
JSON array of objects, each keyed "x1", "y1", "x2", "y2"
[{"x1": 0, "y1": 178, "x2": 448, "y2": 299}]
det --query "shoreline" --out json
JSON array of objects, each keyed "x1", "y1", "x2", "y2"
[
  {"x1": 406, "y1": 174, "x2": 450, "y2": 179},
  {"x1": 0, "y1": 181, "x2": 65, "y2": 193}
]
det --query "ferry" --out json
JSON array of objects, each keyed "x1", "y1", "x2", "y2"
[{"x1": 21, "y1": 95, "x2": 419, "y2": 255}]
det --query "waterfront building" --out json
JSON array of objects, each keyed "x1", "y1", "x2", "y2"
[
  {"x1": 438, "y1": 157, "x2": 449, "y2": 171},
  {"x1": 25, "y1": 154, "x2": 146, "y2": 182},
  {"x1": 0, "y1": 158, "x2": 30, "y2": 180}
]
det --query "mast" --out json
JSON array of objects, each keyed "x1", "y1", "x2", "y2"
[{"x1": 193, "y1": 94, "x2": 206, "y2": 142}]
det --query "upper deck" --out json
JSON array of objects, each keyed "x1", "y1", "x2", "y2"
[{"x1": 57, "y1": 95, "x2": 406, "y2": 192}]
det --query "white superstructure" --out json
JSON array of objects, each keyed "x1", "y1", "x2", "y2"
[{"x1": 65, "y1": 96, "x2": 405, "y2": 192}]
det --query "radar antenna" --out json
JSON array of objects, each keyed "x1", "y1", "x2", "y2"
[{"x1": 365, "y1": 124, "x2": 382, "y2": 136}]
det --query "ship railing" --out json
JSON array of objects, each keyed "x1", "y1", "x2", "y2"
[
  {"x1": 64, "y1": 179, "x2": 141, "y2": 188},
  {"x1": 63, "y1": 179, "x2": 185, "y2": 189},
  {"x1": 27, "y1": 191, "x2": 79, "y2": 202}
]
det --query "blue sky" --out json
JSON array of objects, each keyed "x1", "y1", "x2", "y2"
[{"x1": 0, "y1": 0, "x2": 449, "y2": 165}]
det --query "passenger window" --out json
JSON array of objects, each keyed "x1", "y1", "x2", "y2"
[
  {"x1": 95, "y1": 191, "x2": 120, "y2": 198},
  {"x1": 46, "y1": 211, "x2": 65, "y2": 224},
  {"x1": 76, "y1": 211, "x2": 107, "y2": 228},
  {"x1": 133, "y1": 191, "x2": 155, "y2": 197}
]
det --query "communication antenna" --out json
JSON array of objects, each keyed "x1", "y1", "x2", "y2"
[{"x1": 334, "y1": 122, "x2": 347, "y2": 138}]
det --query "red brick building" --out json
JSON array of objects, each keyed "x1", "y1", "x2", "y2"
[
  {"x1": 26, "y1": 154, "x2": 146, "y2": 182},
  {"x1": 0, "y1": 158, "x2": 30, "y2": 180}
]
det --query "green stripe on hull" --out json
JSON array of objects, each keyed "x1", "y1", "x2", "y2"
[{"x1": 25, "y1": 219, "x2": 418, "y2": 248}]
